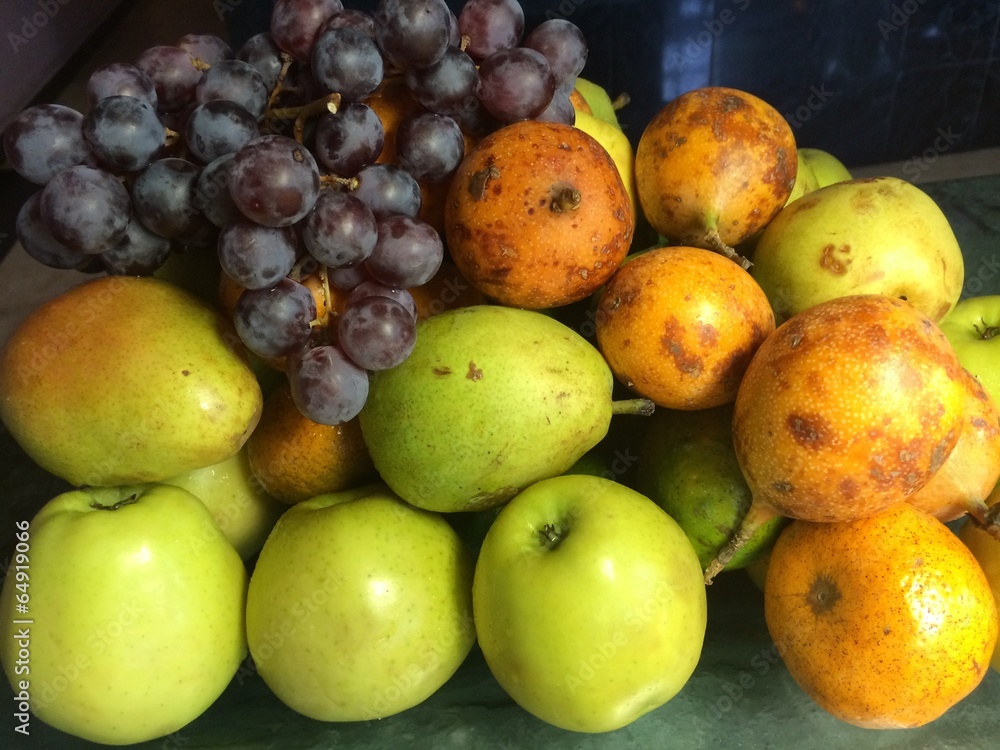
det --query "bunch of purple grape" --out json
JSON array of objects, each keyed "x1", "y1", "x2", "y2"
[{"x1": 2, "y1": 0, "x2": 589, "y2": 425}]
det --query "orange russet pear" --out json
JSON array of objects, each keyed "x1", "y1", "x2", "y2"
[
  {"x1": 595, "y1": 245, "x2": 774, "y2": 409},
  {"x1": 635, "y1": 86, "x2": 796, "y2": 268},
  {"x1": 704, "y1": 294, "x2": 967, "y2": 583},
  {"x1": 765, "y1": 503, "x2": 998, "y2": 728},
  {"x1": 246, "y1": 380, "x2": 376, "y2": 504},
  {"x1": 907, "y1": 366, "x2": 1000, "y2": 522},
  {"x1": 445, "y1": 119, "x2": 634, "y2": 309}
]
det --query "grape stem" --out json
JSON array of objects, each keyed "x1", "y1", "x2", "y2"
[
  {"x1": 269, "y1": 93, "x2": 342, "y2": 144},
  {"x1": 319, "y1": 174, "x2": 359, "y2": 191}
]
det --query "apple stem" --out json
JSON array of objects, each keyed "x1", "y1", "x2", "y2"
[
  {"x1": 91, "y1": 494, "x2": 140, "y2": 512},
  {"x1": 538, "y1": 523, "x2": 567, "y2": 550},
  {"x1": 611, "y1": 398, "x2": 656, "y2": 417},
  {"x1": 704, "y1": 228, "x2": 753, "y2": 271},
  {"x1": 975, "y1": 319, "x2": 999, "y2": 341},
  {"x1": 703, "y1": 499, "x2": 781, "y2": 585}
]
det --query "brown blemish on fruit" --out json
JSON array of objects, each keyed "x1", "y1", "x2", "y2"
[
  {"x1": 698, "y1": 321, "x2": 719, "y2": 347},
  {"x1": 839, "y1": 477, "x2": 859, "y2": 499},
  {"x1": 432, "y1": 367, "x2": 452, "y2": 376},
  {"x1": 466, "y1": 361, "x2": 483, "y2": 381},
  {"x1": 807, "y1": 575, "x2": 842, "y2": 615},
  {"x1": 468, "y1": 165, "x2": 500, "y2": 201},
  {"x1": 820, "y1": 244, "x2": 851, "y2": 274},
  {"x1": 787, "y1": 413, "x2": 830, "y2": 448},
  {"x1": 661, "y1": 317, "x2": 703, "y2": 376}
]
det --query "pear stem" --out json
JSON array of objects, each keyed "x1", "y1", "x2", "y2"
[
  {"x1": 611, "y1": 398, "x2": 656, "y2": 416},
  {"x1": 704, "y1": 499, "x2": 780, "y2": 585},
  {"x1": 704, "y1": 228, "x2": 752, "y2": 270}
]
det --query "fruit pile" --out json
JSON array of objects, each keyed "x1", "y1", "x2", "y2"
[{"x1": 2, "y1": 0, "x2": 1000, "y2": 745}]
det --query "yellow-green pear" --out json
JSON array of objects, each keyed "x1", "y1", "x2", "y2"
[
  {"x1": 572, "y1": 77, "x2": 622, "y2": 128},
  {"x1": 784, "y1": 151, "x2": 820, "y2": 205},
  {"x1": 798, "y1": 147, "x2": 852, "y2": 187},
  {"x1": 0, "y1": 276, "x2": 263, "y2": 486},
  {"x1": 573, "y1": 108, "x2": 638, "y2": 219},
  {"x1": 359, "y1": 305, "x2": 651, "y2": 513},
  {"x1": 750, "y1": 176, "x2": 964, "y2": 323}
]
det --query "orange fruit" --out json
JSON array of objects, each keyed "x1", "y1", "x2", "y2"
[
  {"x1": 445, "y1": 119, "x2": 634, "y2": 309},
  {"x1": 246, "y1": 380, "x2": 377, "y2": 504},
  {"x1": 907, "y1": 367, "x2": 1000, "y2": 521},
  {"x1": 594, "y1": 245, "x2": 774, "y2": 409},
  {"x1": 765, "y1": 503, "x2": 998, "y2": 728},
  {"x1": 635, "y1": 86, "x2": 796, "y2": 266},
  {"x1": 958, "y1": 491, "x2": 1000, "y2": 673}
]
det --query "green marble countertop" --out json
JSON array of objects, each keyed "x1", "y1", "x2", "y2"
[{"x1": 1, "y1": 174, "x2": 999, "y2": 749}]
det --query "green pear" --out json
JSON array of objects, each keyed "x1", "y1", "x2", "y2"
[
  {"x1": 750, "y1": 176, "x2": 965, "y2": 324},
  {"x1": 573, "y1": 109, "x2": 638, "y2": 219},
  {"x1": 0, "y1": 276, "x2": 263, "y2": 486},
  {"x1": 785, "y1": 151, "x2": 820, "y2": 205},
  {"x1": 572, "y1": 77, "x2": 622, "y2": 128},
  {"x1": 636, "y1": 404, "x2": 786, "y2": 572},
  {"x1": 359, "y1": 305, "x2": 649, "y2": 513},
  {"x1": 798, "y1": 147, "x2": 852, "y2": 187}
]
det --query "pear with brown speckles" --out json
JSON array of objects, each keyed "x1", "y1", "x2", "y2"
[
  {"x1": 750, "y1": 176, "x2": 964, "y2": 325},
  {"x1": 704, "y1": 294, "x2": 967, "y2": 583},
  {"x1": 358, "y1": 305, "x2": 652, "y2": 513}
]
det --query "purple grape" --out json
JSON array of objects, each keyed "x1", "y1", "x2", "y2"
[
  {"x1": 524, "y1": 19, "x2": 588, "y2": 90},
  {"x1": 352, "y1": 163, "x2": 421, "y2": 219},
  {"x1": 100, "y1": 219, "x2": 173, "y2": 275},
  {"x1": 3, "y1": 104, "x2": 91, "y2": 185},
  {"x1": 373, "y1": 0, "x2": 452, "y2": 69},
  {"x1": 271, "y1": 0, "x2": 346, "y2": 61},
  {"x1": 313, "y1": 102, "x2": 384, "y2": 176},
  {"x1": 366, "y1": 214, "x2": 443, "y2": 287},
  {"x1": 458, "y1": 0, "x2": 525, "y2": 63},
  {"x1": 195, "y1": 59, "x2": 269, "y2": 119},
  {"x1": 135, "y1": 45, "x2": 204, "y2": 112},
  {"x1": 218, "y1": 218, "x2": 298, "y2": 290},
  {"x1": 177, "y1": 33, "x2": 233, "y2": 65},
  {"x1": 185, "y1": 100, "x2": 260, "y2": 164},
  {"x1": 311, "y1": 26, "x2": 384, "y2": 102},
  {"x1": 477, "y1": 46, "x2": 555, "y2": 122},
  {"x1": 346, "y1": 280, "x2": 417, "y2": 319},
  {"x1": 328, "y1": 263, "x2": 373, "y2": 290},
  {"x1": 534, "y1": 89, "x2": 576, "y2": 125},
  {"x1": 301, "y1": 190, "x2": 378, "y2": 268},
  {"x1": 452, "y1": 96, "x2": 502, "y2": 137},
  {"x1": 237, "y1": 33, "x2": 285, "y2": 92},
  {"x1": 87, "y1": 63, "x2": 158, "y2": 108},
  {"x1": 83, "y1": 95, "x2": 165, "y2": 173},
  {"x1": 39, "y1": 165, "x2": 131, "y2": 253},
  {"x1": 320, "y1": 8, "x2": 376, "y2": 38},
  {"x1": 15, "y1": 193, "x2": 90, "y2": 270},
  {"x1": 130, "y1": 157, "x2": 206, "y2": 239},
  {"x1": 234, "y1": 277, "x2": 317, "y2": 359},
  {"x1": 338, "y1": 295, "x2": 416, "y2": 370},
  {"x1": 404, "y1": 46, "x2": 479, "y2": 116},
  {"x1": 288, "y1": 344, "x2": 370, "y2": 424},
  {"x1": 229, "y1": 134, "x2": 320, "y2": 227},
  {"x1": 193, "y1": 153, "x2": 241, "y2": 228},
  {"x1": 395, "y1": 112, "x2": 464, "y2": 183}
]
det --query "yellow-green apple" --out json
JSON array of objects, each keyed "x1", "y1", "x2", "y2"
[
  {"x1": 798, "y1": 147, "x2": 852, "y2": 187},
  {"x1": 0, "y1": 484, "x2": 248, "y2": 745},
  {"x1": 750, "y1": 176, "x2": 964, "y2": 323},
  {"x1": 472, "y1": 473, "x2": 707, "y2": 733},
  {"x1": 940, "y1": 295, "x2": 1000, "y2": 405},
  {"x1": 0, "y1": 275, "x2": 263, "y2": 486},
  {"x1": 245, "y1": 484, "x2": 476, "y2": 721},
  {"x1": 959, "y1": 490, "x2": 1000, "y2": 672},
  {"x1": 160, "y1": 447, "x2": 286, "y2": 560},
  {"x1": 636, "y1": 404, "x2": 786, "y2": 572},
  {"x1": 574, "y1": 109, "x2": 638, "y2": 220}
]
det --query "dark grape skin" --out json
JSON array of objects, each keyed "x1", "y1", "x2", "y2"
[
  {"x1": 15, "y1": 193, "x2": 91, "y2": 270},
  {"x1": 351, "y1": 163, "x2": 422, "y2": 220},
  {"x1": 39, "y1": 166, "x2": 131, "y2": 254},
  {"x1": 185, "y1": 100, "x2": 260, "y2": 164},
  {"x1": 229, "y1": 135, "x2": 321, "y2": 227},
  {"x1": 135, "y1": 45, "x2": 204, "y2": 112},
  {"x1": 328, "y1": 263, "x2": 373, "y2": 291},
  {"x1": 337, "y1": 295, "x2": 417, "y2": 371},
  {"x1": 236, "y1": 33, "x2": 285, "y2": 92},
  {"x1": 313, "y1": 103, "x2": 384, "y2": 176},
  {"x1": 193, "y1": 153, "x2": 241, "y2": 228},
  {"x1": 320, "y1": 8, "x2": 376, "y2": 39},
  {"x1": 476, "y1": 46, "x2": 556, "y2": 123},
  {"x1": 366, "y1": 214, "x2": 444, "y2": 288},
  {"x1": 177, "y1": 33, "x2": 233, "y2": 65},
  {"x1": 373, "y1": 0, "x2": 452, "y2": 70},
  {"x1": 100, "y1": 219, "x2": 173, "y2": 275},
  {"x1": 346, "y1": 280, "x2": 417, "y2": 319},
  {"x1": 3, "y1": 104, "x2": 91, "y2": 185},
  {"x1": 130, "y1": 157, "x2": 207, "y2": 240},
  {"x1": 270, "y1": 0, "x2": 346, "y2": 62},
  {"x1": 534, "y1": 89, "x2": 576, "y2": 125},
  {"x1": 234, "y1": 277, "x2": 318, "y2": 359},
  {"x1": 287, "y1": 344, "x2": 370, "y2": 425},
  {"x1": 83, "y1": 95, "x2": 165, "y2": 173},
  {"x1": 404, "y1": 46, "x2": 479, "y2": 116},
  {"x1": 195, "y1": 59, "x2": 269, "y2": 119},
  {"x1": 217, "y1": 218, "x2": 299, "y2": 291},
  {"x1": 457, "y1": 0, "x2": 525, "y2": 63},
  {"x1": 311, "y1": 26, "x2": 384, "y2": 103},
  {"x1": 301, "y1": 190, "x2": 378, "y2": 268},
  {"x1": 524, "y1": 19, "x2": 588, "y2": 90},
  {"x1": 395, "y1": 113, "x2": 464, "y2": 183},
  {"x1": 87, "y1": 63, "x2": 158, "y2": 108}
]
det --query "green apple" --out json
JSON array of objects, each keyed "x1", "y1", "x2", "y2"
[
  {"x1": 160, "y1": 447, "x2": 286, "y2": 560},
  {"x1": 0, "y1": 275, "x2": 263, "y2": 486},
  {"x1": 940, "y1": 295, "x2": 1000, "y2": 405},
  {"x1": 473, "y1": 473, "x2": 707, "y2": 733},
  {"x1": 750, "y1": 176, "x2": 964, "y2": 323},
  {"x1": 0, "y1": 484, "x2": 248, "y2": 745},
  {"x1": 245, "y1": 484, "x2": 476, "y2": 721},
  {"x1": 798, "y1": 147, "x2": 853, "y2": 187},
  {"x1": 573, "y1": 109, "x2": 638, "y2": 220},
  {"x1": 572, "y1": 77, "x2": 622, "y2": 128},
  {"x1": 636, "y1": 405, "x2": 787, "y2": 572}
]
